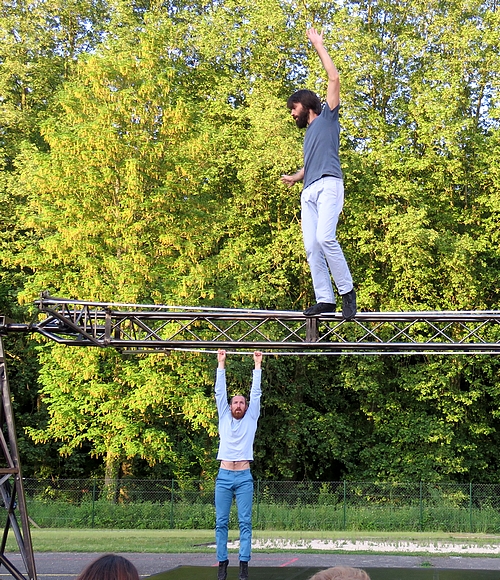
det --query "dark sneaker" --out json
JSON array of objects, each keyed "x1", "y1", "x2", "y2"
[
  {"x1": 239, "y1": 561, "x2": 249, "y2": 580},
  {"x1": 341, "y1": 288, "x2": 357, "y2": 320},
  {"x1": 218, "y1": 560, "x2": 229, "y2": 580},
  {"x1": 303, "y1": 302, "x2": 336, "y2": 316}
]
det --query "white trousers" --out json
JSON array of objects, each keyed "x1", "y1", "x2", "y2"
[{"x1": 301, "y1": 176, "x2": 353, "y2": 303}]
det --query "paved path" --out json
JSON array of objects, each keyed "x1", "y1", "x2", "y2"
[{"x1": 2, "y1": 552, "x2": 500, "y2": 580}]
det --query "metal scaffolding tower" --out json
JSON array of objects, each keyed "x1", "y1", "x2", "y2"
[{"x1": 0, "y1": 333, "x2": 36, "y2": 580}]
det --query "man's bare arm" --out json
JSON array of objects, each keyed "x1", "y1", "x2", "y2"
[
  {"x1": 281, "y1": 167, "x2": 304, "y2": 187},
  {"x1": 307, "y1": 27, "x2": 339, "y2": 111}
]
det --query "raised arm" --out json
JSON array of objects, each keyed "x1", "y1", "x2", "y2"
[
  {"x1": 217, "y1": 349, "x2": 226, "y2": 370},
  {"x1": 215, "y1": 350, "x2": 229, "y2": 415},
  {"x1": 248, "y1": 351, "x2": 262, "y2": 418},
  {"x1": 306, "y1": 27, "x2": 339, "y2": 111},
  {"x1": 253, "y1": 351, "x2": 262, "y2": 370}
]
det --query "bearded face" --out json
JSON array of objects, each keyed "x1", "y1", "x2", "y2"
[
  {"x1": 290, "y1": 102, "x2": 310, "y2": 129},
  {"x1": 230, "y1": 395, "x2": 248, "y2": 419}
]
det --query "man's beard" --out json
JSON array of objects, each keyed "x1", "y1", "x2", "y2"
[{"x1": 295, "y1": 107, "x2": 309, "y2": 129}]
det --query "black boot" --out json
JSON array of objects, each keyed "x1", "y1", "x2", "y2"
[
  {"x1": 341, "y1": 288, "x2": 357, "y2": 320},
  {"x1": 218, "y1": 560, "x2": 229, "y2": 580},
  {"x1": 303, "y1": 302, "x2": 336, "y2": 316},
  {"x1": 239, "y1": 561, "x2": 249, "y2": 580}
]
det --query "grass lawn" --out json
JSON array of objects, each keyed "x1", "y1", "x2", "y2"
[{"x1": 6, "y1": 529, "x2": 500, "y2": 556}]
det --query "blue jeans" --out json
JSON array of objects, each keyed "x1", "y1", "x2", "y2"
[{"x1": 215, "y1": 468, "x2": 253, "y2": 562}]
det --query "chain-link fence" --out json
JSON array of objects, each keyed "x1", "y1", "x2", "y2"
[{"x1": 22, "y1": 479, "x2": 500, "y2": 533}]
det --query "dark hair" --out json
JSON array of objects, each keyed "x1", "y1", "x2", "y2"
[
  {"x1": 76, "y1": 554, "x2": 140, "y2": 580},
  {"x1": 287, "y1": 89, "x2": 322, "y2": 115}
]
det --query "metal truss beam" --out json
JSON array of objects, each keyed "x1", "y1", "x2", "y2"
[{"x1": 2, "y1": 294, "x2": 500, "y2": 355}]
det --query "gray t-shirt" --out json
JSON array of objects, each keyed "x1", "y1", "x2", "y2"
[{"x1": 303, "y1": 103, "x2": 343, "y2": 190}]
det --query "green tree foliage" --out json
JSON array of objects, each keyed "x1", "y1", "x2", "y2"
[
  {"x1": 0, "y1": 0, "x2": 110, "y2": 162},
  {"x1": 26, "y1": 348, "x2": 218, "y2": 480},
  {"x1": 336, "y1": 0, "x2": 500, "y2": 311},
  {"x1": 0, "y1": 0, "x2": 114, "y2": 477},
  {"x1": 2, "y1": 0, "x2": 500, "y2": 482},
  {"x1": 5, "y1": 5, "x2": 225, "y2": 478},
  {"x1": 340, "y1": 355, "x2": 500, "y2": 482}
]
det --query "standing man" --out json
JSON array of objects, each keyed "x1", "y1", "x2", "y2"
[
  {"x1": 282, "y1": 27, "x2": 356, "y2": 320},
  {"x1": 215, "y1": 349, "x2": 262, "y2": 580}
]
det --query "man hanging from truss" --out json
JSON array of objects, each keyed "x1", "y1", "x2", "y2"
[
  {"x1": 282, "y1": 27, "x2": 356, "y2": 320},
  {"x1": 215, "y1": 349, "x2": 262, "y2": 580}
]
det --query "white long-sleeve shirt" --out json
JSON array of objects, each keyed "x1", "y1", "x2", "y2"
[{"x1": 215, "y1": 368, "x2": 262, "y2": 461}]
